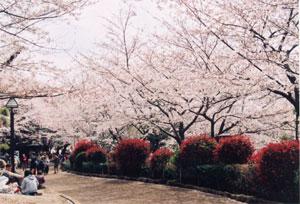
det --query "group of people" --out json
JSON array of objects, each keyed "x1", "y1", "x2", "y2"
[
  {"x1": 21, "y1": 152, "x2": 62, "y2": 175},
  {"x1": 0, "y1": 159, "x2": 39, "y2": 195},
  {"x1": 0, "y1": 151, "x2": 64, "y2": 196}
]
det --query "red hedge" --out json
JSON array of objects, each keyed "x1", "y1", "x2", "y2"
[
  {"x1": 214, "y1": 135, "x2": 254, "y2": 164},
  {"x1": 252, "y1": 140, "x2": 299, "y2": 190},
  {"x1": 149, "y1": 148, "x2": 173, "y2": 177},
  {"x1": 114, "y1": 138, "x2": 150, "y2": 176},
  {"x1": 86, "y1": 146, "x2": 107, "y2": 164},
  {"x1": 71, "y1": 139, "x2": 96, "y2": 161},
  {"x1": 180, "y1": 135, "x2": 217, "y2": 168}
]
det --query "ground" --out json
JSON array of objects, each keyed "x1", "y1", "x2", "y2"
[
  {"x1": 45, "y1": 172, "x2": 245, "y2": 204},
  {"x1": 0, "y1": 187, "x2": 68, "y2": 204},
  {"x1": 0, "y1": 171, "x2": 246, "y2": 204}
]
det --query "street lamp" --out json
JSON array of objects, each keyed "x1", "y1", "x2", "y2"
[{"x1": 6, "y1": 97, "x2": 18, "y2": 172}]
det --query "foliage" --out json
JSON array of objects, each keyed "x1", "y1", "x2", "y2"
[
  {"x1": 61, "y1": 160, "x2": 71, "y2": 171},
  {"x1": 164, "y1": 164, "x2": 177, "y2": 180},
  {"x1": 0, "y1": 144, "x2": 10, "y2": 153},
  {"x1": 145, "y1": 131, "x2": 168, "y2": 152},
  {"x1": 114, "y1": 138, "x2": 150, "y2": 176},
  {"x1": 194, "y1": 165, "x2": 240, "y2": 191},
  {"x1": 81, "y1": 162, "x2": 108, "y2": 174},
  {"x1": 86, "y1": 146, "x2": 107, "y2": 164},
  {"x1": 0, "y1": 108, "x2": 9, "y2": 128},
  {"x1": 71, "y1": 140, "x2": 96, "y2": 162},
  {"x1": 0, "y1": 108, "x2": 9, "y2": 117},
  {"x1": 106, "y1": 152, "x2": 118, "y2": 175},
  {"x1": 252, "y1": 140, "x2": 299, "y2": 195},
  {"x1": 280, "y1": 134, "x2": 294, "y2": 141},
  {"x1": 74, "y1": 152, "x2": 87, "y2": 170},
  {"x1": 214, "y1": 136, "x2": 254, "y2": 164},
  {"x1": 168, "y1": 148, "x2": 180, "y2": 167},
  {"x1": 180, "y1": 135, "x2": 217, "y2": 168},
  {"x1": 149, "y1": 148, "x2": 173, "y2": 178}
]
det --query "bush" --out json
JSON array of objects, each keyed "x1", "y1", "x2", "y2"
[
  {"x1": 71, "y1": 139, "x2": 96, "y2": 162},
  {"x1": 252, "y1": 140, "x2": 299, "y2": 201},
  {"x1": 180, "y1": 135, "x2": 217, "y2": 168},
  {"x1": 107, "y1": 152, "x2": 117, "y2": 175},
  {"x1": 81, "y1": 162, "x2": 108, "y2": 174},
  {"x1": 149, "y1": 148, "x2": 173, "y2": 178},
  {"x1": 0, "y1": 108, "x2": 9, "y2": 116},
  {"x1": 214, "y1": 135, "x2": 254, "y2": 164},
  {"x1": 230, "y1": 164, "x2": 257, "y2": 195},
  {"x1": 74, "y1": 152, "x2": 87, "y2": 170},
  {"x1": 0, "y1": 143, "x2": 9, "y2": 153},
  {"x1": 86, "y1": 146, "x2": 106, "y2": 164},
  {"x1": 61, "y1": 160, "x2": 71, "y2": 171},
  {"x1": 114, "y1": 138, "x2": 150, "y2": 176},
  {"x1": 194, "y1": 164, "x2": 240, "y2": 191},
  {"x1": 169, "y1": 148, "x2": 180, "y2": 167}
]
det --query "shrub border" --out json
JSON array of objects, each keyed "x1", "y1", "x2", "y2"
[{"x1": 62, "y1": 169, "x2": 281, "y2": 204}]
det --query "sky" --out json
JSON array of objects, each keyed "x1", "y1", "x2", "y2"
[{"x1": 40, "y1": 0, "x2": 162, "y2": 68}]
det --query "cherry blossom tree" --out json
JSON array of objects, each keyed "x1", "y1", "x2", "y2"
[
  {"x1": 153, "y1": 0, "x2": 298, "y2": 138},
  {"x1": 0, "y1": 0, "x2": 89, "y2": 100},
  {"x1": 16, "y1": 0, "x2": 297, "y2": 146}
]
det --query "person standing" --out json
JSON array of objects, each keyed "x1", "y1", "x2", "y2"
[
  {"x1": 36, "y1": 157, "x2": 44, "y2": 175},
  {"x1": 42, "y1": 156, "x2": 49, "y2": 175},
  {"x1": 21, "y1": 154, "x2": 28, "y2": 171},
  {"x1": 29, "y1": 154, "x2": 37, "y2": 175},
  {"x1": 52, "y1": 154, "x2": 59, "y2": 174}
]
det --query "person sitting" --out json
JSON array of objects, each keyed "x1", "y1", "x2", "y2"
[
  {"x1": 0, "y1": 159, "x2": 22, "y2": 194},
  {"x1": 0, "y1": 160, "x2": 22, "y2": 181},
  {"x1": 21, "y1": 169, "x2": 39, "y2": 196},
  {"x1": 4, "y1": 164, "x2": 21, "y2": 185}
]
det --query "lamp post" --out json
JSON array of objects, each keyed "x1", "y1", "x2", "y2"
[{"x1": 6, "y1": 98, "x2": 18, "y2": 173}]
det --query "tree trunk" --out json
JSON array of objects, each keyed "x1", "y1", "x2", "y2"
[
  {"x1": 295, "y1": 87, "x2": 299, "y2": 140},
  {"x1": 210, "y1": 121, "x2": 215, "y2": 137},
  {"x1": 174, "y1": 137, "x2": 182, "y2": 145},
  {"x1": 296, "y1": 113, "x2": 299, "y2": 140},
  {"x1": 178, "y1": 122, "x2": 185, "y2": 144}
]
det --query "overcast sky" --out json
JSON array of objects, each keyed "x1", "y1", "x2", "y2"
[{"x1": 40, "y1": 0, "x2": 161, "y2": 68}]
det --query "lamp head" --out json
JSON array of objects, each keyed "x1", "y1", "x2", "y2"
[{"x1": 6, "y1": 98, "x2": 18, "y2": 109}]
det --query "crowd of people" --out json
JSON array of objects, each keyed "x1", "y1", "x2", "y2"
[
  {"x1": 0, "y1": 151, "x2": 67, "y2": 196},
  {"x1": 21, "y1": 152, "x2": 61, "y2": 175}
]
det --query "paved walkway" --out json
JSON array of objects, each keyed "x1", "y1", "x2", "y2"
[{"x1": 46, "y1": 172, "x2": 245, "y2": 204}]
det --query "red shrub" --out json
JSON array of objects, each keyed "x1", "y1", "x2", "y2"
[
  {"x1": 71, "y1": 139, "x2": 96, "y2": 161},
  {"x1": 252, "y1": 140, "x2": 299, "y2": 191},
  {"x1": 180, "y1": 135, "x2": 217, "y2": 168},
  {"x1": 214, "y1": 135, "x2": 254, "y2": 164},
  {"x1": 86, "y1": 146, "x2": 107, "y2": 164},
  {"x1": 149, "y1": 148, "x2": 173, "y2": 177},
  {"x1": 114, "y1": 138, "x2": 150, "y2": 176}
]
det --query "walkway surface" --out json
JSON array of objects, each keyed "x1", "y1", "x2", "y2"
[{"x1": 46, "y1": 172, "x2": 245, "y2": 204}]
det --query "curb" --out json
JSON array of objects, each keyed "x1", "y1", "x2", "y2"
[
  {"x1": 59, "y1": 193, "x2": 81, "y2": 204},
  {"x1": 63, "y1": 170, "x2": 283, "y2": 204}
]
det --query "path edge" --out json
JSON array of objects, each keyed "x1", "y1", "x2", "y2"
[{"x1": 59, "y1": 193, "x2": 81, "y2": 204}]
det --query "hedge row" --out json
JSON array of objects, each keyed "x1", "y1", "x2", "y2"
[{"x1": 68, "y1": 136, "x2": 299, "y2": 202}]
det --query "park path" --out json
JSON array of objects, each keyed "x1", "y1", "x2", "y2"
[{"x1": 45, "y1": 172, "x2": 245, "y2": 204}]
